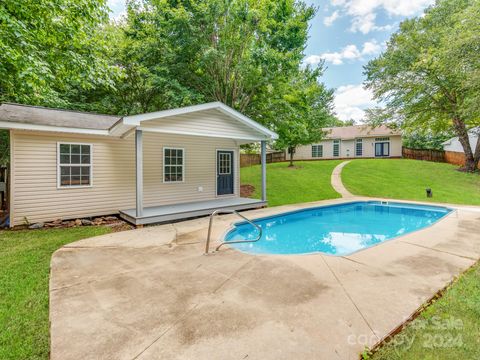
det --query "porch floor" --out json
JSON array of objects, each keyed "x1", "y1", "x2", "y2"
[{"x1": 119, "y1": 197, "x2": 266, "y2": 225}]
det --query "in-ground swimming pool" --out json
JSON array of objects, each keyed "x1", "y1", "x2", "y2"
[{"x1": 224, "y1": 201, "x2": 452, "y2": 256}]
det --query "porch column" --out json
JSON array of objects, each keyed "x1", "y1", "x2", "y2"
[
  {"x1": 261, "y1": 140, "x2": 267, "y2": 201},
  {"x1": 135, "y1": 129, "x2": 143, "y2": 217}
]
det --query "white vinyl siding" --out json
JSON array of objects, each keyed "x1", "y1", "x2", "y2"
[
  {"x1": 311, "y1": 145, "x2": 323, "y2": 158},
  {"x1": 140, "y1": 108, "x2": 263, "y2": 142},
  {"x1": 10, "y1": 130, "x2": 240, "y2": 226}
]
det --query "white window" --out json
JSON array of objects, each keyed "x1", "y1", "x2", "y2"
[
  {"x1": 375, "y1": 137, "x2": 390, "y2": 142},
  {"x1": 164, "y1": 147, "x2": 184, "y2": 182},
  {"x1": 355, "y1": 139, "x2": 363, "y2": 157},
  {"x1": 218, "y1": 152, "x2": 232, "y2": 174},
  {"x1": 333, "y1": 140, "x2": 340, "y2": 157},
  {"x1": 311, "y1": 144, "x2": 323, "y2": 158},
  {"x1": 58, "y1": 143, "x2": 92, "y2": 187}
]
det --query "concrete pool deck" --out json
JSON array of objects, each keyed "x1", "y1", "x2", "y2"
[{"x1": 50, "y1": 197, "x2": 480, "y2": 360}]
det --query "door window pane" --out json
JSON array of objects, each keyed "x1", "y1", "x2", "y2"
[{"x1": 219, "y1": 153, "x2": 231, "y2": 174}]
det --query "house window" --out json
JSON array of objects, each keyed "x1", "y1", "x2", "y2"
[
  {"x1": 58, "y1": 143, "x2": 92, "y2": 187},
  {"x1": 375, "y1": 137, "x2": 390, "y2": 142},
  {"x1": 312, "y1": 144, "x2": 323, "y2": 158},
  {"x1": 164, "y1": 148, "x2": 184, "y2": 182},
  {"x1": 333, "y1": 140, "x2": 340, "y2": 157},
  {"x1": 355, "y1": 139, "x2": 363, "y2": 157}
]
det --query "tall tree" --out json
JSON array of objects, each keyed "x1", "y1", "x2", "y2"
[
  {"x1": 364, "y1": 0, "x2": 480, "y2": 172},
  {"x1": 0, "y1": 0, "x2": 117, "y2": 107},
  {"x1": 112, "y1": 0, "x2": 316, "y2": 124},
  {"x1": 273, "y1": 66, "x2": 335, "y2": 166}
]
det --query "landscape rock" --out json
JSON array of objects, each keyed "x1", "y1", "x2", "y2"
[
  {"x1": 81, "y1": 219, "x2": 93, "y2": 226},
  {"x1": 104, "y1": 216, "x2": 118, "y2": 221},
  {"x1": 29, "y1": 222, "x2": 44, "y2": 229},
  {"x1": 74, "y1": 219, "x2": 82, "y2": 226}
]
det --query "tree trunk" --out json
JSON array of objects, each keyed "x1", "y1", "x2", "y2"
[
  {"x1": 473, "y1": 128, "x2": 480, "y2": 170},
  {"x1": 452, "y1": 117, "x2": 476, "y2": 172},
  {"x1": 288, "y1": 147, "x2": 295, "y2": 167}
]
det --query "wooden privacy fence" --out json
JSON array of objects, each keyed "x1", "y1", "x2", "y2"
[
  {"x1": 402, "y1": 147, "x2": 446, "y2": 163},
  {"x1": 240, "y1": 151, "x2": 286, "y2": 167}
]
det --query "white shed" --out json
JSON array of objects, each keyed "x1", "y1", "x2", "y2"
[{"x1": 442, "y1": 127, "x2": 479, "y2": 153}]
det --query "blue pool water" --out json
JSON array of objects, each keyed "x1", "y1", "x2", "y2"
[{"x1": 224, "y1": 201, "x2": 452, "y2": 256}]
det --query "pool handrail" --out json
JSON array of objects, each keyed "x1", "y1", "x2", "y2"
[{"x1": 205, "y1": 209, "x2": 262, "y2": 254}]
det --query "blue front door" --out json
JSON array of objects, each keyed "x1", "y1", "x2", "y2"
[{"x1": 217, "y1": 151, "x2": 234, "y2": 195}]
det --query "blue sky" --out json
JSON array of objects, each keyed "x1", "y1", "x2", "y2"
[{"x1": 107, "y1": 0, "x2": 433, "y2": 122}]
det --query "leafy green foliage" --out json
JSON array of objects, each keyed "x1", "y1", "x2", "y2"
[
  {"x1": 403, "y1": 131, "x2": 453, "y2": 151},
  {"x1": 0, "y1": 131, "x2": 8, "y2": 165},
  {"x1": 0, "y1": 0, "x2": 117, "y2": 107},
  {"x1": 0, "y1": 0, "x2": 334, "y2": 155},
  {"x1": 97, "y1": 0, "x2": 335, "y2": 134},
  {"x1": 364, "y1": 0, "x2": 480, "y2": 171},
  {"x1": 272, "y1": 67, "x2": 335, "y2": 165}
]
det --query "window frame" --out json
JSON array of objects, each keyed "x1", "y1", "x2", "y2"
[
  {"x1": 355, "y1": 138, "x2": 363, "y2": 157},
  {"x1": 333, "y1": 139, "x2": 341, "y2": 157},
  {"x1": 311, "y1": 144, "x2": 323, "y2": 158},
  {"x1": 57, "y1": 142, "x2": 93, "y2": 189},
  {"x1": 218, "y1": 152, "x2": 232, "y2": 175},
  {"x1": 163, "y1": 147, "x2": 185, "y2": 183}
]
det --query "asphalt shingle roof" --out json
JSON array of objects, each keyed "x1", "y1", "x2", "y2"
[{"x1": 0, "y1": 103, "x2": 121, "y2": 130}]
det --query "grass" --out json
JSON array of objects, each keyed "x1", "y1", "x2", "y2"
[
  {"x1": 0, "y1": 226, "x2": 111, "y2": 360},
  {"x1": 240, "y1": 160, "x2": 342, "y2": 206},
  {"x1": 342, "y1": 159, "x2": 480, "y2": 206},
  {"x1": 367, "y1": 262, "x2": 480, "y2": 359}
]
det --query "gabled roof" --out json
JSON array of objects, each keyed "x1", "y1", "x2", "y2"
[
  {"x1": 115, "y1": 102, "x2": 278, "y2": 140},
  {"x1": 322, "y1": 124, "x2": 400, "y2": 140},
  {"x1": 0, "y1": 102, "x2": 278, "y2": 140}
]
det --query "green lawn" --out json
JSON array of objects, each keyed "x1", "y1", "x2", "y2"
[
  {"x1": 241, "y1": 160, "x2": 342, "y2": 206},
  {"x1": 0, "y1": 227, "x2": 111, "y2": 360},
  {"x1": 367, "y1": 262, "x2": 480, "y2": 360},
  {"x1": 342, "y1": 159, "x2": 480, "y2": 206}
]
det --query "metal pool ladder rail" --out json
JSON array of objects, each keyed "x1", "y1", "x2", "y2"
[{"x1": 205, "y1": 209, "x2": 262, "y2": 254}]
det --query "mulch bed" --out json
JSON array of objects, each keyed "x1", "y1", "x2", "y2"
[{"x1": 240, "y1": 184, "x2": 255, "y2": 197}]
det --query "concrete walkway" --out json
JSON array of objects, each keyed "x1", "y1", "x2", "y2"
[
  {"x1": 331, "y1": 161, "x2": 354, "y2": 197},
  {"x1": 50, "y1": 198, "x2": 480, "y2": 360}
]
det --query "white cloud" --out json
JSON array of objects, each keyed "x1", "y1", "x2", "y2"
[
  {"x1": 334, "y1": 84, "x2": 376, "y2": 122},
  {"x1": 324, "y1": 11, "x2": 340, "y2": 26},
  {"x1": 361, "y1": 40, "x2": 382, "y2": 55},
  {"x1": 330, "y1": 0, "x2": 434, "y2": 34},
  {"x1": 304, "y1": 40, "x2": 382, "y2": 66}
]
